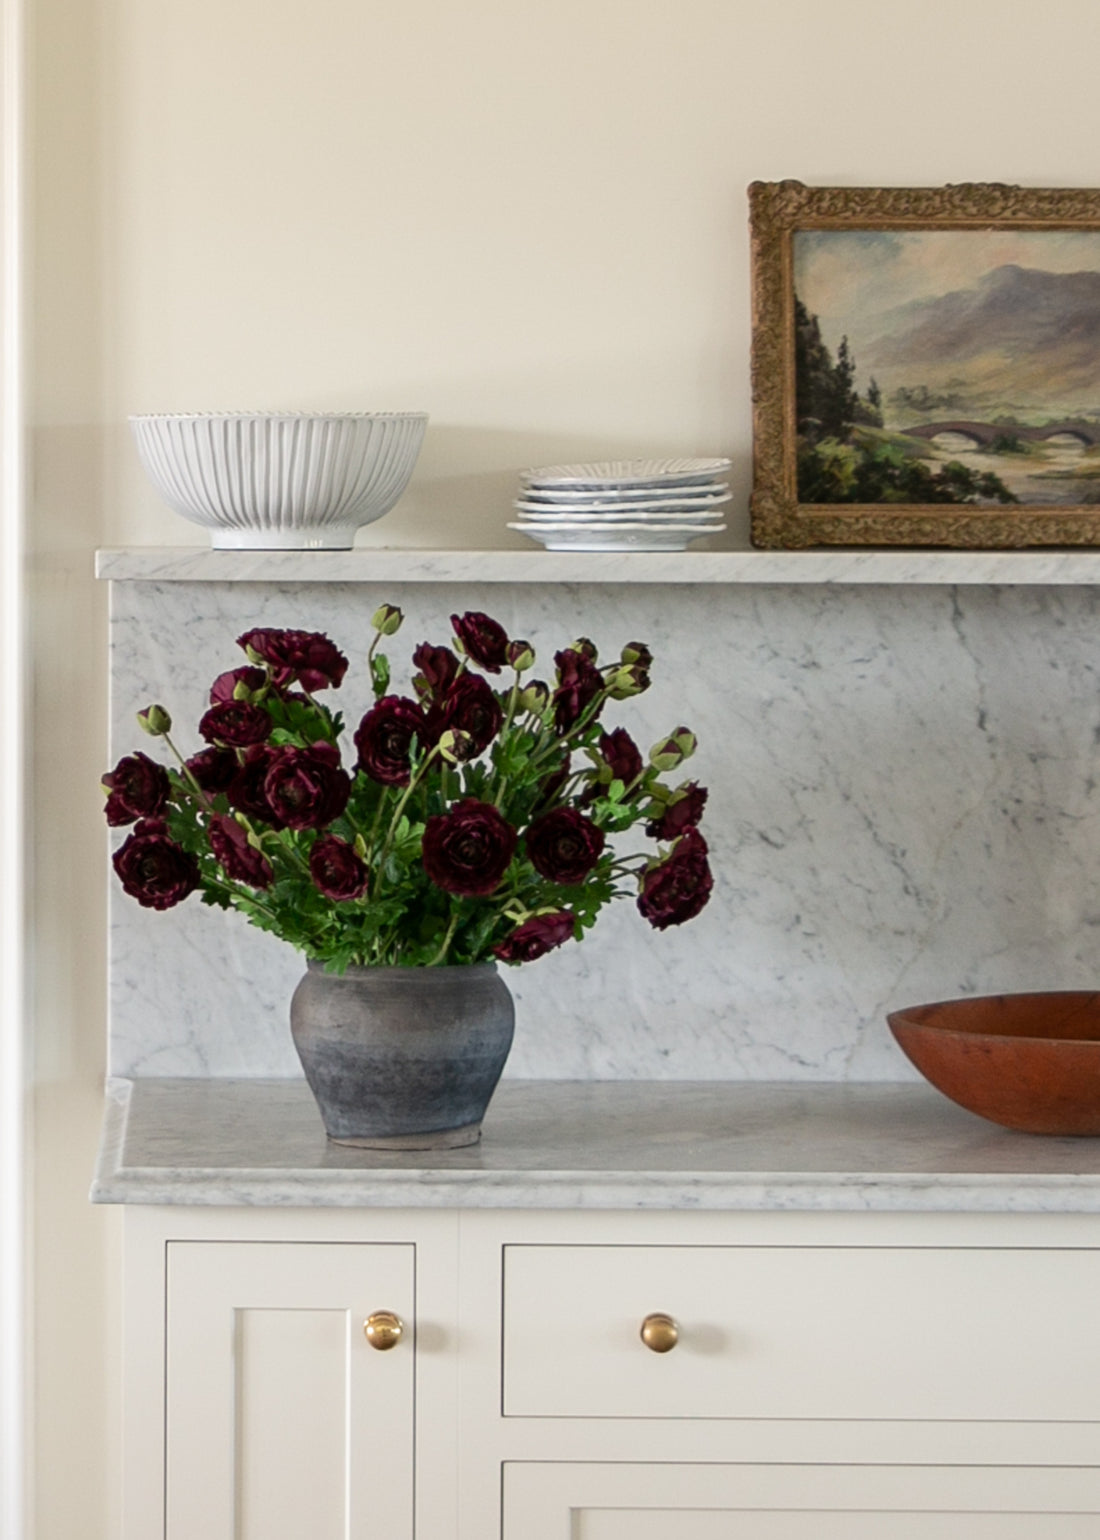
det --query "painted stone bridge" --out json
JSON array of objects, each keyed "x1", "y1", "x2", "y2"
[{"x1": 905, "y1": 420, "x2": 1097, "y2": 447}]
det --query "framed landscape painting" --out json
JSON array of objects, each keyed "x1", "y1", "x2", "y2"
[{"x1": 749, "y1": 181, "x2": 1100, "y2": 547}]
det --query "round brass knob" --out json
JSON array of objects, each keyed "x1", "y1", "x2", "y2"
[
  {"x1": 640, "y1": 1312, "x2": 679, "y2": 1353},
  {"x1": 363, "y1": 1310, "x2": 404, "y2": 1351}
]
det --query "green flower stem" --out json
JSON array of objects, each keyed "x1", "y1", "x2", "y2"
[
  {"x1": 371, "y1": 743, "x2": 443, "y2": 897},
  {"x1": 426, "y1": 907, "x2": 460, "y2": 967},
  {"x1": 162, "y1": 732, "x2": 216, "y2": 809},
  {"x1": 266, "y1": 828, "x2": 314, "y2": 877},
  {"x1": 202, "y1": 872, "x2": 284, "y2": 926}
]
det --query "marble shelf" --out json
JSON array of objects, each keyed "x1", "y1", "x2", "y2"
[
  {"x1": 96, "y1": 544, "x2": 1100, "y2": 585},
  {"x1": 91, "y1": 1077, "x2": 1100, "y2": 1213}
]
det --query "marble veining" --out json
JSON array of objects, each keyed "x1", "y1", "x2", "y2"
[
  {"x1": 91, "y1": 1078, "x2": 1100, "y2": 1211},
  {"x1": 106, "y1": 578, "x2": 1100, "y2": 1083}
]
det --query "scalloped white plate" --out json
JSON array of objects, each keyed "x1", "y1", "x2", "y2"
[
  {"x1": 514, "y1": 493, "x2": 731, "y2": 519},
  {"x1": 508, "y1": 521, "x2": 726, "y2": 551},
  {"x1": 518, "y1": 480, "x2": 730, "y2": 504},
  {"x1": 521, "y1": 457, "x2": 731, "y2": 489}
]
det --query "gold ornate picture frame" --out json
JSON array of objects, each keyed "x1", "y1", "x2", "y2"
[{"x1": 750, "y1": 181, "x2": 1100, "y2": 548}]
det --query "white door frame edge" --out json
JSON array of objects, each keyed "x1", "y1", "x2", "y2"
[{"x1": 0, "y1": 0, "x2": 29, "y2": 1533}]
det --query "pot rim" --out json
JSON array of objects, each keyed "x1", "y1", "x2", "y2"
[{"x1": 304, "y1": 958, "x2": 501, "y2": 977}]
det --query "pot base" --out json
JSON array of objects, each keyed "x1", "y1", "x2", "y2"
[{"x1": 328, "y1": 1121, "x2": 483, "y2": 1151}]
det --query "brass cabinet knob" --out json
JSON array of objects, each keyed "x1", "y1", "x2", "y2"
[
  {"x1": 640, "y1": 1312, "x2": 679, "y2": 1353},
  {"x1": 363, "y1": 1310, "x2": 404, "y2": 1351}
]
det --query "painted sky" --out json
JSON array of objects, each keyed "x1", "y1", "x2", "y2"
[{"x1": 794, "y1": 229, "x2": 1100, "y2": 362}]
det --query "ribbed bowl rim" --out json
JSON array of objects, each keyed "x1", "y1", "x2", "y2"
[{"x1": 129, "y1": 410, "x2": 428, "y2": 422}]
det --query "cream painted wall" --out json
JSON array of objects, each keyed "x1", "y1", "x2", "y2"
[{"x1": 28, "y1": 0, "x2": 1100, "y2": 1534}]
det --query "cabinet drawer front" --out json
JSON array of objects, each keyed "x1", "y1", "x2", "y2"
[
  {"x1": 504, "y1": 1463, "x2": 1100, "y2": 1538},
  {"x1": 502, "y1": 1244, "x2": 1100, "y2": 1420}
]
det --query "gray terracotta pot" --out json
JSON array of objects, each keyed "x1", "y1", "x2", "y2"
[{"x1": 290, "y1": 961, "x2": 515, "y2": 1150}]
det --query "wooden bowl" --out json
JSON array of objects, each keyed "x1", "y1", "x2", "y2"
[{"x1": 887, "y1": 992, "x2": 1100, "y2": 1135}]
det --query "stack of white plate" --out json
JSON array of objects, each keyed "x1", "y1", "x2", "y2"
[{"x1": 509, "y1": 457, "x2": 731, "y2": 551}]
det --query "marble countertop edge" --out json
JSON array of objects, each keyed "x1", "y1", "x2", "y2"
[
  {"x1": 91, "y1": 1078, "x2": 1100, "y2": 1213},
  {"x1": 94, "y1": 545, "x2": 1100, "y2": 586}
]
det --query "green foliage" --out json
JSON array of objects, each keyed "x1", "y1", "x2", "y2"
[{"x1": 798, "y1": 436, "x2": 1018, "y2": 506}]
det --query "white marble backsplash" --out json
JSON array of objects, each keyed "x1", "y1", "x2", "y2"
[{"x1": 106, "y1": 578, "x2": 1100, "y2": 1082}]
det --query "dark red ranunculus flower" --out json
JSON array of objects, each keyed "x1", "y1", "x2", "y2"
[
  {"x1": 451, "y1": 610, "x2": 510, "y2": 673},
  {"x1": 637, "y1": 827, "x2": 713, "y2": 931},
  {"x1": 411, "y1": 642, "x2": 460, "y2": 700},
  {"x1": 226, "y1": 744, "x2": 280, "y2": 822},
  {"x1": 646, "y1": 782, "x2": 709, "y2": 841},
  {"x1": 354, "y1": 695, "x2": 428, "y2": 786},
  {"x1": 112, "y1": 818, "x2": 200, "y2": 910},
  {"x1": 102, "y1": 751, "x2": 171, "y2": 826},
  {"x1": 208, "y1": 814, "x2": 274, "y2": 889},
  {"x1": 553, "y1": 647, "x2": 605, "y2": 731},
  {"x1": 185, "y1": 746, "x2": 240, "y2": 795},
  {"x1": 236, "y1": 627, "x2": 349, "y2": 693},
  {"x1": 209, "y1": 665, "x2": 267, "y2": 705},
  {"x1": 599, "y1": 727, "x2": 644, "y2": 788},
  {"x1": 309, "y1": 835, "x2": 369, "y2": 900},
  {"x1": 426, "y1": 673, "x2": 503, "y2": 758},
  {"x1": 199, "y1": 700, "x2": 273, "y2": 748},
  {"x1": 421, "y1": 799, "x2": 517, "y2": 896},
  {"x1": 262, "y1": 742, "x2": 350, "y2": 831},
  {"x1": 526, "y1": 807, "x2": 605, "y2": 884},
  {"x1": 494, "y1": 910, "x2": 575, "y2": 963}
]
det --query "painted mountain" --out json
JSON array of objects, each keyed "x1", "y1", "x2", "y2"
[{"x1": 863, "y1": 265, "x2": 1100, "y2": 421}]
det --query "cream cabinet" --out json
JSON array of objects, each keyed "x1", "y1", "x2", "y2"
[
  {"x1": 120, "y1": 1206, "x2": 1100, "y2": 1540},
  {"x1": 165, "y1": 1241, "x2": 414, "y2": 1540}
]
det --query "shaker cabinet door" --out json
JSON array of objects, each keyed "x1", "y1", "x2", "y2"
[
  {"x1": 166, "y1": 1240, "x2": 414, "y2": 1540},
  {"x1": 503, "y1": 1463, "x2": 1100, "y2": 1540}
]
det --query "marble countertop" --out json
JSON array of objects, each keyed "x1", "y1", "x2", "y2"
[
  {"x1": 91, "y1": 1078, "x2": 1100, "y2": 1212},
  {"x1": 95, "y1": 544, "x2": 1100, "y2": 585}
]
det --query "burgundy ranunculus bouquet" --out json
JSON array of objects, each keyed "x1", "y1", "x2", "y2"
[{"x1": 104, "y1": 608, "x2": 712, "y2": 968}]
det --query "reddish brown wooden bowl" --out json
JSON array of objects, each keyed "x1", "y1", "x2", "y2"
[{"x1": 887, "y1": 992, "x2": 1100, "y2": 1135}]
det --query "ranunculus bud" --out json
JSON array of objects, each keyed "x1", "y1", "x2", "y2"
[
  {"x1": 519, "y1": 680, "x2": 550, "y2": 714},
  {"x1": 436, "y1": 728, "x2": 474, "y2": 763},
  {"x1": 649, "y1": 726, "x2": 697, "y2": 772},
  {"x1": 506, "y1": 639, "x2": 535, "y2": 672},
  {"x1": 371, "y1": 603, "x2": 404, "y2": 636},
  {"x1": 620, "y1": 641, "x2": 652, "y2": 670},
  {"x1": 604, "y1": 664, "x2": 649, "y2": 700},
  {"x1": 569, "y1": 637, "x2": 598, "y2": 661},
  {"x1": 137, "y1": 704, "x2": 172, "y2": 736}
]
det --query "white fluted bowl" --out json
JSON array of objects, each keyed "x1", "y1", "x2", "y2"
[{"x1": 129, "y1": 411, "x2": 428, "y2": 549}]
